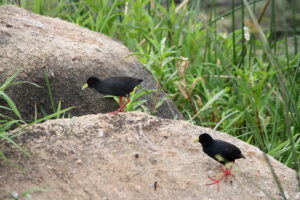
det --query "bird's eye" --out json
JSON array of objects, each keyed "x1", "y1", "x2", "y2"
[{"x1": 200, "y1": 136, "x2": 203, "y2": 140}]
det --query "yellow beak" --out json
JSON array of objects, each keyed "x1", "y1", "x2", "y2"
[
  {"x1": 82, "y1": 83, "x2": 88, "y2": 90},
  {"x1": 193, "y1": 138, "x2": 199, "y2": 143}
]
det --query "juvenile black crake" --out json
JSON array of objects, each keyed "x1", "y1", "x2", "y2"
[{"x1": 82, "y1": 76, "x2": 143, "y2": 114}]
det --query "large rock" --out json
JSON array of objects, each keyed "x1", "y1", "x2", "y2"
[
  {"x1": 0, "y1": 5, "x2": 182, "y2": 121},
  {"x1": 0, "y1": 112, "x2": 298, "y2": 199}
]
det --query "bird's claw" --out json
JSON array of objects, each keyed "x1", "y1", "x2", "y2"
[
  {"x1": 207, "y1": 175, "x2": 225, "y2": 191},
  {"x1": 207, "y1": 166, "x2": 235, "y2": 190}
]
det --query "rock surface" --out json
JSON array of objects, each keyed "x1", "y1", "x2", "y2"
[
  {"x1": 0, "y1": 5, "x2": 182, "y2": 121},
  {"x1": 0, "y1": 112, "x2": 298, "y2": 199}
]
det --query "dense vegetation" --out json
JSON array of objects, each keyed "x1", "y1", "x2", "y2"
[{"x1": 0, "y1": 0, "x2": 299, "y2": 181}]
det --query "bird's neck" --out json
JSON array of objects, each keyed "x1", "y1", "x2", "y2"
[
  {"x1": 96, "y1": 79, "x2": 102, "y2": 84},
  {"x1": 203, "y1": 140, "x2": 215, "y2": 148}
]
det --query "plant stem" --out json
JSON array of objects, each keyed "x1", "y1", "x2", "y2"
[
  {"x1": 257, "y1": 0, "x2": 270, "y2": 23},
  {"x1": 232, "y1": 0, "x2": 236, "y2": 65},
  {"x1": 255, "y1": 106, "x2": 266, "y2": 147},
  {"x1": 152, "y1": 76, "x2": 161, "y2": 114},
  {"x1": 291, "y1": 0, "x2": 298, "y2": 54}
]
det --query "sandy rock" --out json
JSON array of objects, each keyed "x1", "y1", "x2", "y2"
[
  {"x1": 0, "y1": 5, "x2": 182, "y2": 120},
  {"x1": 0, "y1": 112, "x2": 298, "y2": 199}
]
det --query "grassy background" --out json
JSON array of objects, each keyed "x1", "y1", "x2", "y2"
[{"x1": 0, "y1": 0, "x2": 299, "y2": 177}]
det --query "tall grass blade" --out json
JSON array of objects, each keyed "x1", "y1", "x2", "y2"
[
  {"x1": 214, "y1": 111, "x2": 239, "y2": 131},
  {"x1": 0, "y1": 134, "x2": 30, "y2": 156},
  {"x1": 190, "y1": 88, "x2": 227, "y2": 121},
  {"x1": 263, "y1": 154, "x2": 287, "y2": 200},
  {"x1": 44, "y1": 71, "x2": 55, "y2": 113}
]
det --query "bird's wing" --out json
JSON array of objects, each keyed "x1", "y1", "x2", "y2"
[
  {"x1": 104, "y1": 77, "x2": 141, "y2": 92},
  {"x1": 214, "y1": 140, "x2": 243, "y2": 162}
]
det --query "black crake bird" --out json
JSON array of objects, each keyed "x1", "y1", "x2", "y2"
[
  {"x1": 194, "y1": 133, "x2": 245, "y2": 190},
  {"x1": 82, "y1": 76, "x2": 143, "y2": 114}
]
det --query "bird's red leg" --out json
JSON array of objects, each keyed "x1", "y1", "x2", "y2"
[
  {"x1": 109, "y1": 107, "x2": 123, "y2": 114},
  {"x1": 109, "y1": 97, "x2": 124, "y2": 114},
  {"x1": 109, "y1": 97, "x2": 130, "y2": 114},
  {"x1": 121, "y1": 97, "x2": 130, "y2": 111},
  {"x1": 207, "y1": 163, "x2": 235, "y2": 191},
  {"x1": 119, "y1": 96, "x2": 123, "y2": 107},
  {"x1": 220, "y1": 165, "x2": 235, "y2": 182},
  {"x1": 119, "y1": 97, "x2": 126, "y2": 112}
]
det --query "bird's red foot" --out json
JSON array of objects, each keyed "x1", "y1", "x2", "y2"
[
  {"x1": 220, "y1": 165, "x2": 235, "y2": 182},
  {"x1": 108, "y1": 108, "x2": 123, "y2": 114},
  {"x1": 207, "y1": 165, "x2": 235, "y2": 190},
  {"x1": 207, "y1": 174, "x2": 226, "y2": 191}
]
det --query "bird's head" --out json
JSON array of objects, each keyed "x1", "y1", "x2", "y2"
[
  {"x1": 193, "y1": 133, "x2": 214, "y2": 145},
  {"x1": 82, "y1": 77, "x2": 100, "y2": 90}
]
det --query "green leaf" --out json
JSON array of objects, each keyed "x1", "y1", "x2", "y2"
[
  {"x1": 190, "y1": 88, "x2": 228, "y2": 121},
  {"x1": 0, "y1": 91, "x2": 22, "y2": 120},
  {"x1": 0, "y1": 68, "x2": 22, "y2": 92}
]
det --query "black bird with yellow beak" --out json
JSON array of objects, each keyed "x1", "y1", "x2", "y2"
[
  {"x1": 194, "y1": 133, "x2": 245, "y2": 190},
  {"x1": 82, "y1": 76, "x2": 143, "y2": 114}
]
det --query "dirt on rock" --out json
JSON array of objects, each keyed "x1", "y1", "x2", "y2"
[{"x1": 0, "y1": 112, "x2": 298, "y2": 199}]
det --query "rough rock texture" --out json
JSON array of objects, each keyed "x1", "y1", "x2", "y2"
[
  {"x1": 0, "y1": 5, "x2": 182, "y2": 121},
  {"x1": 0, "y1": 112, "x2": 298, "y2": 199}
]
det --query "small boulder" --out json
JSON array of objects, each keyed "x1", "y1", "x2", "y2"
[{"x1": 0, "y1": 5, "x2": 183, "y2": 121}]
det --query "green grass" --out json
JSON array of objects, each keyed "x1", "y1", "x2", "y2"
[
  {"x1": 0, "y1": 69, "x2": 73, "y2": 163},
  {"x1": 1, "y1": 0, "x2": 299, "y2": 191}
]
